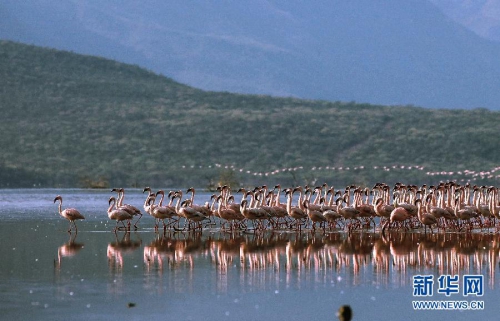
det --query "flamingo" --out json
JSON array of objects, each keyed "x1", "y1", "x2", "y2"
[
  {"x1": 216, "y1": 195, "x2": 245, "y2": 231},
  {"x1": 107, "y1": 197, "x2": 133, "y2": 232},
  {"x1": 415, "y1": 199, "x2": 437, "y2": 233},
  {"x1": 322, "y1": 207, "x2": 342, "y2": 229},
  {"x1": 425, "y1": 192, "x2": 456, "y2": 230},
  {"x1": 267, "y1": 190, "x2": 289, "y2": 229},
  {"x1": 153, "y1": 190, "x2": 178, "y2": 231},
  {"x1": 354, "y1": 188, "x2": 376, "y2": 227},
  {"x1": 300, "y1": 186, "x2": 323, "y2": 212},
  {"x1": 303, "y1": 199, "x2": 326, "y2": 231},
  {"x1": 53, "y1": 195, "x2": 85, "y2": 233},
  {"x1": 488, "y1": 187, "x2": 500, "y2": 227},
  {"x1": 273, "y1": 184, "x2": 287, "y2": 209},
  {"x1": 336, "y1": 195, "x2": 361, "y2": 231},
  {"x1": 143, "y1": 193, "x2": 161, "y2": 229},
  {"x1": 142, "y1": 189, "x2": 156, "y2": 215},
  {"x1": 321, "y1": 187, "x2": 338, "y2": 212},
  {"x1": 216, "y1": 185, "x2": 241, "y2": 215},
  {"x1": 186, "y1": 187, "x2": 213, "y2": 220},
  {"x1": 174, "y1": 193, "x2": 208, "y2": 231},
  {"x1": 374, "y1": 197, "x2": 394, "y2": 220},
  {"x1": 284, "y1": 189, "x2": 307, "y2": 231},
  {"x1": 381, "y1": 206, "x2": 411, "y2": 235},
  {"x1": 240, "y1": 199, "x2": 268, "y2": 230},
  {"x1": 454, "y1": 195, "x2": 477, "y2": 231},
  {"x1": 257, "y1": 188, "x2": 278, "y2": 224},
  {"x1": 392, "y1": 190, "x2": 418, "y2": 218},
  {"x1": 111, "y1": 188, "x2": 142, "y2": 228},
  {"x1": 475, "y1": 186, "x2": 493, "y2": 227}
]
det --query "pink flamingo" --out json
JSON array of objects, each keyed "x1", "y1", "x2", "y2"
[{"x1": 53, "y1": 195, "x2": 85, "y2": 233}]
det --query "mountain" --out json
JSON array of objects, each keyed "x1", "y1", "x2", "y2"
[
  {"x1": 429, "y1": 0, "x2": 500, "y2": 43},
  {"x1": 2, "y1": 1, "x2": 500, "y2": 109},
  {"x1": 1, "y1": 40, "x2": 499, "y2": 188}
]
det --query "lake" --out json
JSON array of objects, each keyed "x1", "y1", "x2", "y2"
[{"x1": 0, "y1": 189, "x2": 498, "y2": 320}]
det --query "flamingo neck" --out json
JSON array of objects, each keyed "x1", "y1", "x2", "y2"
[
  {"x1": 286, "y1": 193, "x2": 292, "y2": 212},
  {"x1": 217, "y1": 199, "x2": 224, "y2": 215},
  {"x1": 175, "y1": 196, "x2": 182, "y2": 214},
  {"x1": 158, "y1": 192, "x2": 165, "y2": 207},
  {"x1": 108, "y1": 199, "x2": 115, "y2": 214},
  {"x1": 118, "y1": 191, "x2": 124, "y2": 207}
]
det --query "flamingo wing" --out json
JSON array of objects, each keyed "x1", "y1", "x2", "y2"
[{"x1": 64, "y1": 208, "x2": 85, "y2": 220}]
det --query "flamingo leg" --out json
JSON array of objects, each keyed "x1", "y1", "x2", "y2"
[{"x1": 133, "y1": 213, "x2": 143, "y2": 228}]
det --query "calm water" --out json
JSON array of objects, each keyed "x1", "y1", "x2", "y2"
[{"x1": 1, "y1": 189, "x2": 499, "y2": 320}]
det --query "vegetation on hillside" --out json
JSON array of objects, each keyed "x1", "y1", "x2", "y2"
[{"x1": 1, "y1": 40, "x2": 499, "y2": 188}]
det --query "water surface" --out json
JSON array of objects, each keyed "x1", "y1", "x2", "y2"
[{"x1": 1, "y1": 189, "x2": 498, "y2": 320}]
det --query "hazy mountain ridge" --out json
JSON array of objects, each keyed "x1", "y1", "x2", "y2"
[
  {"x1": 1, "y1": 41, "x2": 499, "y2": 187},
  {"x1": 2, "y1": 0, "x2": 500, "y2": 109},
  {"x1": 429, "y1": 0, "x2": 500, "y2": 42}
]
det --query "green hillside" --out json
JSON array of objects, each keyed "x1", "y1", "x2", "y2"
[{"x1": 1, "y1": 40, "x2": 499, "y2": 188}]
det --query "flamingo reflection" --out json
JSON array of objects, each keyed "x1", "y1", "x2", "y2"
[
  {"x1": 137, "y1": 231, "x2": 500, "y2": 291},
  {"x1": 107, "y1": 231, "x2": 141, "y2": 271},
  {"x1": 54, "y1": 232, "x2": 84, "y2": 271},
  {"x1": 143, "y1": 232, "x2": 205, "y2": 271}
]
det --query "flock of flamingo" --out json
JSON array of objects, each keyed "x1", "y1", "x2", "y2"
[{"x1": 53, "y1": 181, "x2": 500, "y2": 234}]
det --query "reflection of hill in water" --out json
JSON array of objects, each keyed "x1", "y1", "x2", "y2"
[{"x1": 142, "y1": 231, "x2": 500, "y2": 288}]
